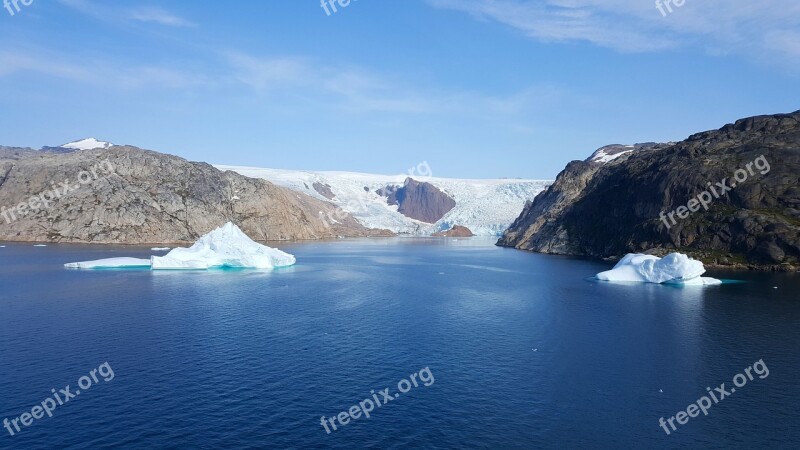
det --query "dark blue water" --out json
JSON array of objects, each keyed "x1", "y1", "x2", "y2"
[{"x1": 1, "y1": 239, "x2": 799, "y2": 449}]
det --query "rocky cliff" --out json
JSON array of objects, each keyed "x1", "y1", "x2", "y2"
[
  {"x1": 0, "y1": 146, "x2": 391, "y2": 244},
  {"x1": 378, "y1": 177, "x2": 457, "y2": 223},
  {"x1": 498, "y1": 111, "x2": 800, "y2": 270}
]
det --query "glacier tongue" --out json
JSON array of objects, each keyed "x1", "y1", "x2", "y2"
[{"x1": 214, "y1": 166, "x2": 551, "y2": 236}]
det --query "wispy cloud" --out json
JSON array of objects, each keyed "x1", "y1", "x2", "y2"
[
  {"x1": 0, "y1": 49, "x2": 210, "y2": 89},
  {"x1": 222, "y1": 52, "x2": 438, "y2": 113},
  {"x1": 428, "y1": 0, "x2": 800, "y2": 66},
  {"x1": 129, "y1": 7, "x2": 196, "y2": 27},
  {"x1": 58, "y1": 0, "x2": 195, "y2": 28},
  {"x1": 0, "y1": 44, "x2": 562, "y2": 127},
  {"x1": 224, "y1": 52, "x2": 310, "y2": 91}
]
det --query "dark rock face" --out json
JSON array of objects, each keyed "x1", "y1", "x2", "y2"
[
  {"x1": 432, "y1": 225, "x2": 474, "y2": 237},
  {"x1": 312, "y1": 182, "x2": 336, "y2": 200},
  {"x1": 0, "y1": 146, "x2": 390, "y2": 243},
  {"x1": 498, "y1": 111, "x2": 800, "y2": 270},
  {"x1": 377, "y1": 178, "x2": 456, "y2": 223}
]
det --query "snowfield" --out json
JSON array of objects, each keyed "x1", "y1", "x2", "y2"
[
  {"x1": 215, "y1": 165, "x2": 552, "y2": 236},
  {"x1": 61, "y1": 138, "x2": 114, "y2": 150}
]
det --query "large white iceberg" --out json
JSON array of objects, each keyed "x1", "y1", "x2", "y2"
[
  {"x1": 151, "y1": 222, "x2": 295, "y2": 270},
  {"x1": 65, "y1": 222, "x2": 296, "y2": 270},
  {"x1": 596, "y1": 253, "x2": 721, "y2": 285}
]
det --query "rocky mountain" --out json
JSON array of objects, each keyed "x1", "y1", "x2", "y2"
[
  {"x1": 0, "y1": 146, "x2": 391, "y2": 244},
  {"x1": 499, "y1": 111, "x2": 800, "y2": 270},
  {"x1": 377, "y1": 178, "x2": 456, "y2": 223}
]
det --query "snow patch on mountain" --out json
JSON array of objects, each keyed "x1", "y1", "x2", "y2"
[
  {"x1": 215, "y1": 165, "x2": 552, "y2": 236},
  {"x1": 588, "y1": 145, "x2": 635, "y2": 164},
  {"x1": 61, "y1": 138, "x2": 114, "y2": 150}
]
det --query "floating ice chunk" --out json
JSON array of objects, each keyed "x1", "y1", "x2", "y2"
[
  {"x1": 64, "y1": 223, "x2": 295, "y2": 271},
  {"x1": 150, "y1": 222, "x2": 296, "y2": 270},
  {"x1": 151, "y1": 247, "x2": 171, "y2": 251},
  {"x1": 65, "y1": 257, "x2": 151, "y2": 269},
  {"x1": 596, "y1": 253, "x2": 721, "y2": 285},
  {"x1": 34, "y1": 244, "x2": 47, "y2": 247},
  {"x1": 670, "y1": 276, "x2": 723, "y2": 286}
]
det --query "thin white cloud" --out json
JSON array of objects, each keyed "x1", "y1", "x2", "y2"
[
  {"x1": 0, "y1": 44, "x2": 562, "y2": 127},
  {"x1": 0, "y1": 49, "x2": 210, "y2": 89},
  {"x1": 222, "y1": 52, "x2": 438, "y2": 113},
  {"x1": 130, "y1": 7, "x2": 196, "y2": 27},
  {"x1": 428, "y1": 0, "x2": 800, "y2": 66},
  {"x1": 224, "y1": 52, "x2": 310, "y2": 91},
  {"x1": 58, "y1": 0, "x2": 196, "y2": 28}
]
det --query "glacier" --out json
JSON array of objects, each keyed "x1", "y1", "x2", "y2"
[
  {"x1": 596, "y1": 253, "x2": 722, "y2": 285},
  {"x1": 214, "y1": 165, "x2": 552, "y2": 236},
  {"x1": 65, "y1": 223, "x2": 296, "y2": 270}
]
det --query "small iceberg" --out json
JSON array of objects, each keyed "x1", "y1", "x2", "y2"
[
  {"x1": 34, "y1": 244, "x2": 47, "y2": 247},
  {"x1": 65, "y1": 222, "x2": 296, "y2": 270},
  {"x1": 151, "y1": 247, "x2": 171, "y2": 251},
  {"x1": 596, "y1": 253, "x2": 721, "y2": 285},
  {"x1": 65, "y1": 257, "x2": 152, "y2": 269}
]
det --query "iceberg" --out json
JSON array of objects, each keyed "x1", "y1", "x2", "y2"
[
  {"x1": 65, "y1": 257, "x2": 152, "y2": 269},
  {"x1": 596, "y1": 253, "x2": 721, "y2": 285},
  {"x1": 65, "y1": 222, "x2": 296, "y2": 270},
  {"x1": 151, "y1": 247, "x2": 171, "y2": 251}
]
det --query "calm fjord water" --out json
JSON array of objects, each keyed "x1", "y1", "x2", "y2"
[{"x1": 1, "y1": 238, "x2": 799, "y2": 449}]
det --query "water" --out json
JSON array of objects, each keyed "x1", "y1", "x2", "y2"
[{"x1": 1, "y1": 238, "x2": 799, "y2": 449}]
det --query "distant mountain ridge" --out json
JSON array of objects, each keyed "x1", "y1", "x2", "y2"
[
  {"x1": 498, "y1": 110, "x2": 800, "y2": 270},
  {"x1": 0, "y1": 146, "x2": 389, "y2": 243}
]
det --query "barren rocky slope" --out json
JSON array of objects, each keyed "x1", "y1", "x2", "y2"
[
  {"x1": 378, "y1": 178, "x2": 456, "y2": 223},
  {"x1": 498, "y1": 111, "x2": 800, "y2": 270},
  {"x1": 0, "y1": 146, "x2": 390, "y2": 244}
]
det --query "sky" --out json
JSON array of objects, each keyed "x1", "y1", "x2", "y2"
[{"x1": 0, "y1": 0, "x2": 798, "y2": 179}]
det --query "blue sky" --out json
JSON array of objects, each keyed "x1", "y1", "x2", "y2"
[{"x1": 0, "y1": 0, "x2": 798, "y2": 178}]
